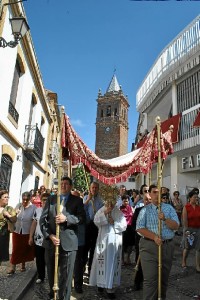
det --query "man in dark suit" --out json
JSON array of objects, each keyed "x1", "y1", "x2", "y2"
[{"x1": 40, "y1": 176, "x2": 86, "y2": 300}]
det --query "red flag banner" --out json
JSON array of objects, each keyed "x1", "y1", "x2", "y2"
[
  {"x1": 136, "y1": 114, "x2": 181, "y2": 149},
  {"x1": 61, "y1": 114, "x2": 173, "y2": 185},
  {"x1": 161, "y1": 113, "x2": 181, "y2": 143},
  {"x1": 193, "y1": 110, "x2": 200, "y2": 127}
]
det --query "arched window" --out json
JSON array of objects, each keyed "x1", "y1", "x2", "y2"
[
  {"x1": 34, "y1": 176, "x2": 39, "y2": 191},
  {"x1": 106, "y1": 106, "x2": 111, "y2": 117},
  {"x1": 0, "y1": 154, "x2": 13, "y2": 190}
]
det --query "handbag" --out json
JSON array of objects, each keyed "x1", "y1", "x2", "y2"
[
  {"x1": 7, "y1": 220, "x2": 15, "y2": 232},
  {"x1": 4, "y1": 206, "x2": 17, "y2": 233},
  {"x1": 185, "y1": 230, "x2": 196, "y2": 249}
]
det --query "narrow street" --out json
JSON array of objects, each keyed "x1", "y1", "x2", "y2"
[{"x1": 22, "y1": 235, "x2": 200, "y2": 300}]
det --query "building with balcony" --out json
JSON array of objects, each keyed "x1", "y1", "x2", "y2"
[
  {"x1": 0, "y1": 1, "x2": 60, "y2": 206},
  {"x1": 135, "y1": 15, "x2": 200, "y2": 200}
]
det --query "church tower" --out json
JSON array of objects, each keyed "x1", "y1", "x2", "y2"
[{"x1": 95, "y1": 74, "x2": 129, "y2": 159}]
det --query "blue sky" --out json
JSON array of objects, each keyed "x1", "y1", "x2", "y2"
[{"x1": 24, "y1": 0, "x2": 200, "y2": 152}]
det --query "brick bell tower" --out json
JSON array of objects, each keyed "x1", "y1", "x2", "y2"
[{"x1": 95, "y1": 74, "x2": 129, "y2": 159}]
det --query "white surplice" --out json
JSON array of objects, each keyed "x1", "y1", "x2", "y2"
[{"x1": 89, "y1": 205, "x2": 127, "y2": 289}]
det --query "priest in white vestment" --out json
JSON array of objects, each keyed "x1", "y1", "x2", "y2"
[{"x1": 89, "y1": 194, "x2": 127, "y2": 299}]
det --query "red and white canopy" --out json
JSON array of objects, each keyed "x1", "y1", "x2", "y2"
[{"x1": 61, "y1": 114, "x2": 173, "y2": 185}]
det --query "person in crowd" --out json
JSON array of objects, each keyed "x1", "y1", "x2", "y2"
[
  {"x1": 28, "y1": 192, "x2": 50, "y2": 283},
  {"x1": 31, "y1": 189, "x2": 42, "y2": 208},
  {"x1": 116, "y1": 185, "x2": 132, "y2": 208},
  {"x1": 7, "y1": 192, "x2": 36, "y2": 274},
  {"x1": 83, "y1": 182, "x2": 104, "y2": 276},
  {"x1": 89, "y1": 191, "x2": 127, "y2": 299},
  {"x1": 29, "y1": 189, "x2": 35, "y2": 197},
  {"x1": 71, "y1": 190, "x2": 85, "y2": 294},
  {"x1": 132, "y1": 189, "x2": 140, "y2": 207},
  {"x1": 39, "y1": 185, "x2": 46, "y2": 195},
  {"x1": 172, "y1": 191, "x2": 183, "y2": 232},
  {"x1": 46, "y1": 188, "x2": 51, "y2": 194},
  {"x1": 161, "y1": 193, "x2": 169, "y2": 203},
  {"x1": 51, "y1": 188, "x2": 58, "y2": 195},
  {"x1": 0, "y1": 190, "x2": 16, "y2": 264},
  {"x1": 181, "y1": 190, "x2": 200, "y2": 272},
  {"x1": 116, "y1": 185, "x2": 126, "y2": 207},
  {"x1": 192, "y1": 188, "x2": 199, "y2": 205},
  {"x1": 40, "y1": 176, "x2": 86, "y2": 300},
  {"x1": 120, "y1": 194, "x2": 135, "y2": 265},
  {"x1": 134, "y1": 184, "x2": 148, "y2": 209},
  {"x1": 136, "y1": 184, "x2": 179, "y2": 300},
  {"x1": 132, "y1": 189, "x2": 151, "y2": 291},
  {"x1": 161, "y1": 186, "x2": 173, "y2": 206}
]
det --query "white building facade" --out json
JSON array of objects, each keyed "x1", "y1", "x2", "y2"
[
  {"x1": 0, "y1": 1, "x2": 60, "y2": 207},
  {"x1": 136, "y1": 15, "x2": 200, "y2": 201}
]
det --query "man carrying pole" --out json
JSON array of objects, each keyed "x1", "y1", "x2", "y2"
[
  {"x1": 136, "y1": 184, "x2": 179, "y2": 300},
  {"x1": 40, "y1": 176, "x2": 86, "y2": 300}
]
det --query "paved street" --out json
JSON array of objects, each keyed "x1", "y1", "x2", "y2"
[{"x1": 0, "y1": 235, "x2": 200, "y2": 300}]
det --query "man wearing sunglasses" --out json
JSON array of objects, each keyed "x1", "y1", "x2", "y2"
[{"x1": 136, "y1": 184, "x2": 179, "y2": 300}]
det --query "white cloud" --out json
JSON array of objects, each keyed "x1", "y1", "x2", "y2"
[{"x1": 71, "y1": 119, "x2": 86, "y2": 127}]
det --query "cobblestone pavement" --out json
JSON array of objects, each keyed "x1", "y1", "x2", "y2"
[{"x1": 1, "y1": 235, "x2": 200, "y2": 300}]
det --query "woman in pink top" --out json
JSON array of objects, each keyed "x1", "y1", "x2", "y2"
[
  {"x1": 31, "y1": 190, "x2": 42, "y2": 208},
  {"x1": 120, "y1": 194, "x2": 135, "y2": 265}
]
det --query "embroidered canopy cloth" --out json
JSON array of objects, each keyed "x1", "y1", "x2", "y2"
[{"x1": 61, "y1": 115, "x2": 173, "y2": 185}]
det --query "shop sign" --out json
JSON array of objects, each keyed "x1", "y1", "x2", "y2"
[{"x1": 181, "y1": 154, "x2": 200, "y2": 170}]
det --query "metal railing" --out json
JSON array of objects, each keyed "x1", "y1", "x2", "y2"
[
  {"x1": 137, "y1": 15, "x2": 200, "y2": 109},
  {"x1": 23, "y1": 124, "x2": 44, "y2": 162},
  {"x1": 8, "y1": 101, "x2": 19, "y2": 124},
  {"x1": 174, "y1": 108, "x2": 200, "y2": 152}
]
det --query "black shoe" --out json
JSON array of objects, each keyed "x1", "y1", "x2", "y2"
[
  {"x1": 106, "y1": 292, "x2": 116, "y2": 299},
  {"x1": 75, "y1": 286, "x2": 83, "y2": 294},
  {"x1": 98, "y1": 287, "x2": 104, "y2": 293}
]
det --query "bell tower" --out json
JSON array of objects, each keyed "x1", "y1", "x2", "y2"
[{"x1": 95, "y1": 74, "x2": 129, "y2": 159}]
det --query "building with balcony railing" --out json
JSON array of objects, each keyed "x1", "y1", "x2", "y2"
[
  {"x1": 0, "y1": 2, "x2": 60, "y2": 206},
  {"x1": 135, "y1": 15, "x2": 200, "y2": 200}
]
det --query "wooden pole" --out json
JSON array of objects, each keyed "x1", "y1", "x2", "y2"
[
  {"x1": 53, "y1": 106, "x2": 65, "y2": 300},
  {"x1": 68, "y1": 152, "x2": 72, "y2": 178},
  {"x1": 156, "y1": 116, "x2": 162, "y2": 300},
  {"x1": 82, "y1": 163, "x2": 90, "y2": 191}
]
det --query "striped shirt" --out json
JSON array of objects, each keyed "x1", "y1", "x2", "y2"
[{"x1": 136, "y1": 202, "x2": 179, "y2": 240}]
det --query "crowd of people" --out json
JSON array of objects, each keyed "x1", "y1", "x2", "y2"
[{"x1": 0, "y1": 180, "x2": 200, "y2": 300}]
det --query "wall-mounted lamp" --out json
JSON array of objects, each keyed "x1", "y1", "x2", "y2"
[{"x1": 0, "y1": 17, "x2": 29, "y2": 48}]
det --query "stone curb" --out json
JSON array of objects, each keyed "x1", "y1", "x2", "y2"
[{"x1": 8, "y1": 266, "x2": 37, "y2": 300}]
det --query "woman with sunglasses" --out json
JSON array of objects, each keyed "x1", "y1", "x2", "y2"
[{"x1": 7, "y1": 192, "x2": 36, "y2": 274}]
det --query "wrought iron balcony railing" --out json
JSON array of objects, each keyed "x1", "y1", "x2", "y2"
[
  {"x1": 8, "y1": 101, "x2": 19, "y2": 124},
  {"x1": 23, "y1": 124, "x2": 44, "y2": 162}
]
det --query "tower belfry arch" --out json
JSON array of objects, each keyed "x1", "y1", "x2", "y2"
[{"x1": 95, "y1": 74, "x2": 129, "y2": 159}]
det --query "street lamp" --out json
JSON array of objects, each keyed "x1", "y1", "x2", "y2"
[{"x1": 0, "y1": 17, "x2": 29, "y2": 48}]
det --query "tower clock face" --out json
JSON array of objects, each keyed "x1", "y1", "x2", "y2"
[{"x1": 105, "y1": 126, "x2": 110, "y2": 132}]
